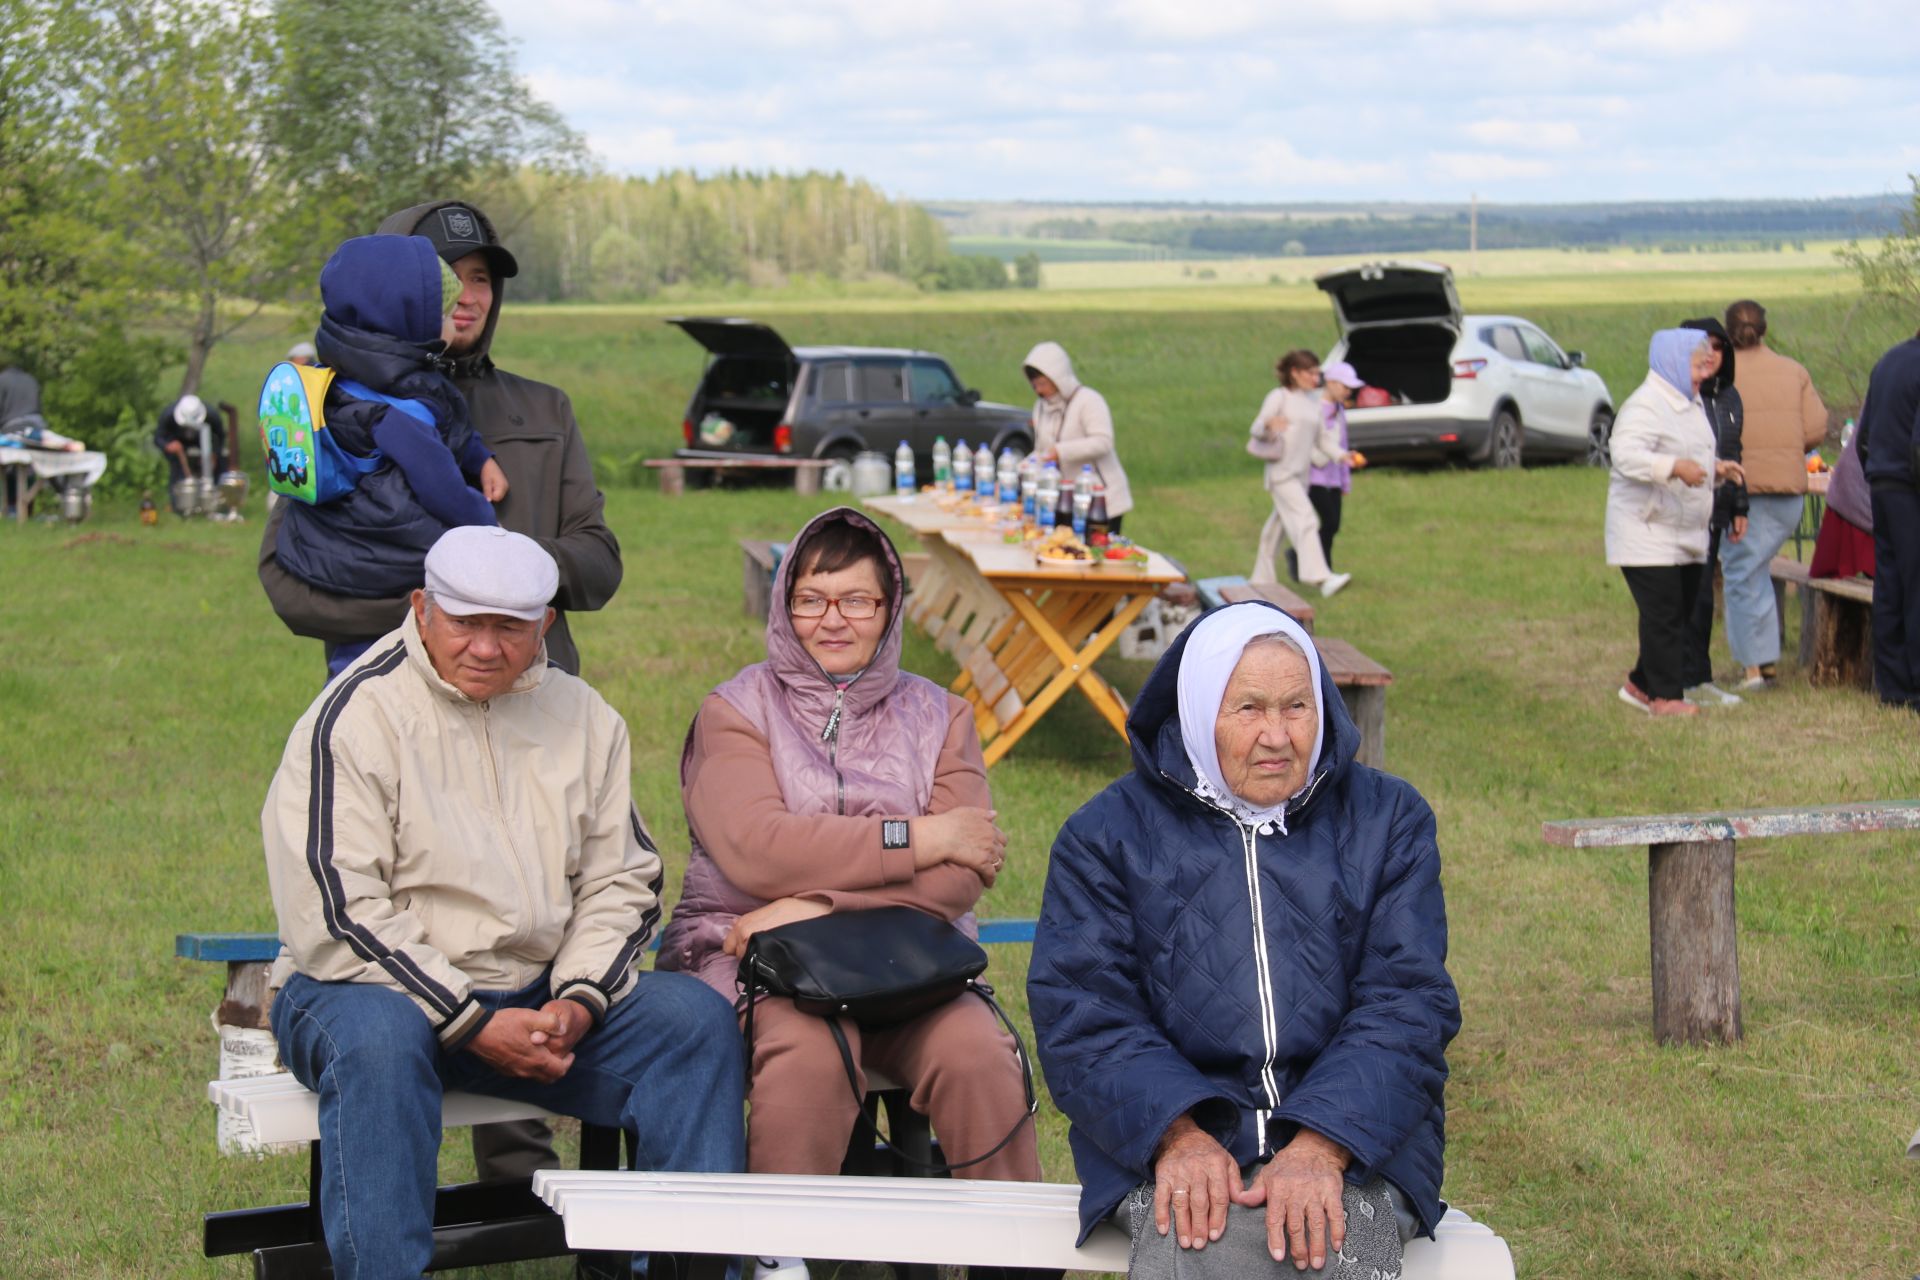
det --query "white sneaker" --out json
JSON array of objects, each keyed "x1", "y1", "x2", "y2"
[
  {"x1": 1319, "y1": 572, "x2": 1352, "y2": 598},
  {"x1": 753, "y1": 1258, "x2": 810, "y2": 1279},
  {"x1": 1684, "y1": 682, "x2": 1743, "y2": 707}
]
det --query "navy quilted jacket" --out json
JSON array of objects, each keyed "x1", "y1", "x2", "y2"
[{"x1": 1028, "y1": 602, "x2": 1459, "y2": 1243}]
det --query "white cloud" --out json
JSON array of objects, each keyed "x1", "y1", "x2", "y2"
[
  {"x1": 1597, "y1": 1, "x2": 1751, "y2": 55},
  {"x1": 1426, "y1": 151, "x2": 1558, "y2": 182},
  {"x1": 1465, "y1": 119, "x2": 1583, "y2": 150}
]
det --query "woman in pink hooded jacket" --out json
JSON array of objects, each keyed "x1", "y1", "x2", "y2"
[{"x1": 659, "y1": 509, "x2": 1041, "y2": 1270}]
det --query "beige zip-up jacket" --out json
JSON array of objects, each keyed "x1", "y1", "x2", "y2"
[{"x1": 262, "y1": 610, "x2": 663, "y2": 1049}]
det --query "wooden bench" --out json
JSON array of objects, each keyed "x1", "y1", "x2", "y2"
[
  {"x1": 1315, "y1": 636, "x2": 1393, "y2": 770},
  {"x1": 1542, "y1": 802, "x2": 1920, "y2": 1045},
  {"x1": 1218, "y1": 579, "x2": 1315, "y2": 632},
  {"x1": 645, "y1": 456, "x2": 833, "y2": 496},
  {"x1": 203, "y1": 1073, "x2": 622, "y2": 1277},
  {"x1": 1770, "y1": 555, "x2": 1874, "y2": 688},
  {"x1": 531, "y1": 1170, "x2": 1515, "y2": 1279}
]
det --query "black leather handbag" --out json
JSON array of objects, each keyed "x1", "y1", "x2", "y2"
[{"x1": 738, "y1": 905, "x2": 1035, "y2": 1172}]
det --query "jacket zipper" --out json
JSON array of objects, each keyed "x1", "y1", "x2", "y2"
[
  {"x1": 1238, "y1": 821, "x2": 1284, "y2": 1155},
  {"x1": 478, "y1": 701, "x2": 537, "y2": 947},
  {"x1": 820, "y1": 686, "x2": 847, "y2": 815}
]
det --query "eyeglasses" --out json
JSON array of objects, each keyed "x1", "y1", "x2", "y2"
[{"x1": 791, "y1": 593, "x2": 882, "y2": 620}]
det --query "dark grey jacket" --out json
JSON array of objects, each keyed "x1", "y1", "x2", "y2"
[{"x1": 257, "y1": 200, "x2": 621, "y2": 674}]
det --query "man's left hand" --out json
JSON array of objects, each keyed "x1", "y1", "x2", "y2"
[
  {"x1": 529, "y1": 999, "x2": 589, "y2": 1058},
  {"x1": 722, "y1": 897, "x2": 832, "y2": 957},
  {"x1": 1232, "y1": 1128, "x2": 1351, "y2": 1271}
]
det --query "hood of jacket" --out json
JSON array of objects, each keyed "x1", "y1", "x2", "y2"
[
  {"x1": 312, "y1": 235, "x2": 468, "y2": 449},
  {"x1": 1022, "y1": 341, "x2": 1082, "y2": 402},
  {"x1": 377, "y1": 200, "x2": 513, "y2": 378},
  {"x1": 1679, "y1": 317, "x2": 1735, "y2": 399},
  {"x1": 1127, "y1": 600, "x2": 1361, "y2": 813},
  {"x1": 755, "y1": 505, "x2": 910, "y2": 729}
]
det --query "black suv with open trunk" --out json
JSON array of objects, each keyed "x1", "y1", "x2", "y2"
[{"x1": 669, "y1": 317, "x2": 1033, "y2": 488}]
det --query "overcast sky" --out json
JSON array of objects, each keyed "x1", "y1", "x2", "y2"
[{"x1": 492, "y1": 0, "x2": 1920, "y2": 206}]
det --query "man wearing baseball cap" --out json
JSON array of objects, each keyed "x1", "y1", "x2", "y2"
[
  {"x1": 258, "y1": 198, "x2": 621, "y2": 680},
  {"x1": 262, "y1": 527, "x2": 744, "y2": 1278}
]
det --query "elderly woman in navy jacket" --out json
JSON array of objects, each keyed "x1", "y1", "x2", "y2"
[{"x1": 1029, "y1": 601, "x2": 1458, "y2": 1277}]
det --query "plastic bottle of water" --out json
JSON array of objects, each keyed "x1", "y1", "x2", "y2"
[
  {"x1": 894, "y1": 440, "x2": 915, "y2": 499},
  {"x1": 1071, "y1": 465, "x2": 1095, "y2": 538},
  {"x1": 953, "y1": 440, "x2": 973, "y2": 494},
  {"x1": 996, "y1": 448, "x2": 1018, "y2": 503},
  {"x1": 1018, "y1": 455, "x2": 1039, "y2": 521},
  {"x1": 932, "y1": 436, "x2": 952, "y2": 490},
  {"x1": 1035, "y1": 462, "x2": 1060, "y2": 531}
]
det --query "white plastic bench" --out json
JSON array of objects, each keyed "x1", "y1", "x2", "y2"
[
  {"x1": 532, "y1": 1169, "x2": 1517, "y2": 1278},
  {"x1": 208, "y1": 1070, "x2": 556, "y2": 1143}
]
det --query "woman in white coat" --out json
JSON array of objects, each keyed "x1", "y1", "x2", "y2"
[
  {"x1": 1607, "y1": 328, "x2": 1746, "y2": 717},
  {"x1": 1023, "y1": 341, "x2": 1133, "y2": 533},
  {"x1": 1250, "y1": 350, "x2": 1352, "y2": 597}
]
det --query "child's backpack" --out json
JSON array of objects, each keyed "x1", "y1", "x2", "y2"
[{"x1": 256, "y1": 362, "x2": 435, "y2": 504}]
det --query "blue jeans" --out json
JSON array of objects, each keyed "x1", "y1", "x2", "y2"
[
  {"x1": 324, "y1": 639, "x2": 375, "y2": 681},
  {"x1": 272, "y1": 969, "x2": 746, "y2": 1280},
  {"x1": 1719, "y1": 492, "x2": 1805, "y2": 668}
]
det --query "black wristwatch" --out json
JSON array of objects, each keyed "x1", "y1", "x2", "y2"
[{"x1": 882, "y1": 819, "x2": 912, "y2": 850}]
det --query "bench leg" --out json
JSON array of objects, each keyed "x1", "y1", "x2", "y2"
[
  {"x1": 1338, "y1": 685, "x2": 1386, "y2": 770},
  {"x1": 1647, "y1": 837, "x2": 1741, "y2": 1045},
  {"x1": 658, "y1": 463, "x2": 686, "y2": 496},
  {"x1": 794, "y1": 465, "x2": 822, "y2": 496}
]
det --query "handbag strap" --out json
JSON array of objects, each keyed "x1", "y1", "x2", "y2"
[{"x1": 822, "y1": 981, "x2": 1036, "y2": 1174}]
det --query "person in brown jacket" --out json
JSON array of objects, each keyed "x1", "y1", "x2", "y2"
[
  {"x1": 1718, "y1": 299, "x2": 1827, "y2": 688},
  {"x1": 257, "y1": 199, "x2": 623, "y2": 1180}
]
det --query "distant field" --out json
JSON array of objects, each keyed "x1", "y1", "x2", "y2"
[
  {"x1": 184, "y1": 261, "x2": 1894, "y2": 484},
  {"x1": 948, "y1": 234, "x2": 1181, "y2": 263},
  {"x1": 1037, "y1": 241, "x2": 1857, "y2": 290}
]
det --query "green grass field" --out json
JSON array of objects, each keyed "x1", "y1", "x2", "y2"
[{"x1": 5, "y1": 269, "x2": 1920, "y2": 1277}]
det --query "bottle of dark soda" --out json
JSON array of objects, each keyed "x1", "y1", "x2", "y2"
[
  {"x1": 1086, "y1": 483, "x2": 1110, "y2": 548},
  {"x1": 1054, "y1": 468, "x2": 1074, "y2": 529}
]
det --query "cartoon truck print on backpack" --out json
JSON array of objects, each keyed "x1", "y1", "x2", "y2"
[{"x1": 264, "y1": 425, "x2": 309, "y2": 489}]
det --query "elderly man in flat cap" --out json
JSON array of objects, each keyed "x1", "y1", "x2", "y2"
[{"x1": 260, "y1": 526, "x2": 744, "y2": 1280}]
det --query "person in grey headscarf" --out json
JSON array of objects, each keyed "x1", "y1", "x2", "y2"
[
  {"x1": 1031, "y1": 601, "x2": 1457, "y2": 1278},
  {"x1": 1605, "y1": 329, "x2": 1746, "y2": 718}
]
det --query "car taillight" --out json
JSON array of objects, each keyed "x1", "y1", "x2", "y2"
[
  {"x1": 682, "y1": 418, "x2": 695, "y2": 445},
  {"x1": 1438, "y1": 433, "x2": 1459, "y2": 443},
  {"x1": 773, "y1": 424, "x2": 792, "y2": 454},
  {"x1": 1453, "y1": 359, "x2": 1487, "y2": 379}
]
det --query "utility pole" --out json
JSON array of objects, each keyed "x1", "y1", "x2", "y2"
[{"x1": 1470, "y1": 192, "x2": 1479, "y2": 277}]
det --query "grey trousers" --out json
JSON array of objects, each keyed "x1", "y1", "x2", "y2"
[{"x1": 1117, "y1": 1169, "x2": 1413, "y2": 1279}]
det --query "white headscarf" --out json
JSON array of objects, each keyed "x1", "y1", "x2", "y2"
[{"x1": 1176, "y1": 603, "x2": 1326, "y2": 834}]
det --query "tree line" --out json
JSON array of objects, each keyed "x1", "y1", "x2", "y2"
[{"x1": 0, "y1": 0, "x2": 1010, "y2": 479}]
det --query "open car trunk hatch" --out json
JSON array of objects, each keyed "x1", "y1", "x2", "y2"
[
  {"x1": 667, "y1": 316, "x2": 795, "y2": 361},
  {"x1": 1344, "y1": 324, "x2": 1456, "y2": 407},
  {"x1": 1315, "y1": 261, "x2": 1461, "y2": 332}
]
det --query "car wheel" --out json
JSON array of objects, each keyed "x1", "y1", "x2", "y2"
[
  {"x1": 1586, "y1": 408, "x2": 1614, "y2": 468},
  {"x1": 1485, "y1": 407, "x2": 1523, "y2": 470},
  {"x1": 820, "y1": 448, "x2": 856, "y2": 492}
]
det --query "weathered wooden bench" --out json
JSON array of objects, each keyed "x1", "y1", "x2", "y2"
[
  {"x1": 531, "y1": 1170, "x2": 1515, "y2": 1279},
  {"x1": 1770, "y1": 555, "x2": 1874, "y2": 688},
  {"x1": 645, "y1": 456, "x2": 833, "y2": 496},
  {"x1": 1542, "y1": 802, "x2": 1920, "y2": 1045},
  {"x1": 1218, "y1": 579, "x2": 1316, "y2": 632}
]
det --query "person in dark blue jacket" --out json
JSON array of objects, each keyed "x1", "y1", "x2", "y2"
[
  {"x1": 275, "y1": 234, "x2": 506, "y2": 674},
  {"x1": 1855, "y1": 330, "x2": 1920, "y2": 710},
  {"x1": 1029, "y1": 601, "x2": 1458, "y2": 1277}
]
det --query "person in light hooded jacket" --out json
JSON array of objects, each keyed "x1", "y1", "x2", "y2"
[
  {"x1": 1023, "y1": 341, "x2": 1133, "y2": 530},
  {"x1": 1606, "y1": 329, "x2": 1747, "y2": 718},
  {"x1": 1030, "y1": 601, "x2": 1458, "y2": 1277}
]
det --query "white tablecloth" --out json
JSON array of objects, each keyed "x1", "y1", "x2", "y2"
[{"x1": 0, "y1": 446, "x2": 109, "y2": 487}]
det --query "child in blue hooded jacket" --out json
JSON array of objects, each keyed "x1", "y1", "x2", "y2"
[{"x1": 274, "y1": 234, "x2": 507, "y2": 607}]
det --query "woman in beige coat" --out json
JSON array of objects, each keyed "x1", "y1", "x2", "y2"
[
  {"x1": 1250, "y1": 350, "x2": 1352, "y2": 596},
  {"x1": 1023, "y1": 341, "x2": 1133, "y2": 531},
  {"x1": 1720, "y1": 299, "x2": 1827, "y2": 688}
]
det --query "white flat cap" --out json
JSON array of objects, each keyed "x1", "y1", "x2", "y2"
[
  {"x1": 424, "y1": 526, "x2": 558, "y2": 620},
  {"x1": 287, "y1": 341, "x2": 318, "y2": 360}
]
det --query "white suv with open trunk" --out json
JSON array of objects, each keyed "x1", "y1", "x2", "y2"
[{"x1": 1317, "y1": 260, "x2": 1614, "y2": 468}]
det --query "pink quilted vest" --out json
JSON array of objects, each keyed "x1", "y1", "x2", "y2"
[{"x1": 657, "y1": 508, "x2": 964, "y2": 999}]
